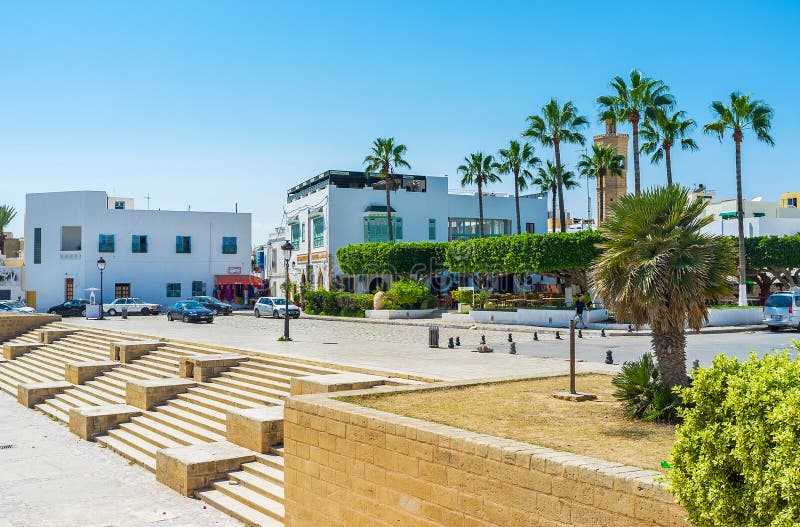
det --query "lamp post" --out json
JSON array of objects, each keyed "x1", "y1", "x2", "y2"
[
  {"x1": 96, "y1": 257, "x2": 106, "y2": 320},
  {"x1": 281, "y1": 239, "x2": 294, "y2": 340}
]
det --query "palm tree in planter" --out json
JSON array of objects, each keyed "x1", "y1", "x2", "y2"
[
  {"x1": 524, "y1": 99, "x2": 588, "y2": 232},
  {"x1": 640, "y1": 109, "x2": 698, "y2": 186},
  {"x1": 496, "y1": 140, "x2": 541, "y2": 234},
  {"x1": 590, "y1": 185, "x2": 735, "y2": 386},
  {"x1": 457, "y1": 152, "x2": 501, "y2": 238},
  {"x1": 533, "y1": 161, "x2": 580, "y2": 233},
  {"x1": 576, "y1": 144, "x2": 624, "y2": 224},
  {"x1": 363, "y1": 137, "x2": 411, "y2": 243},
  {"x1": 0, "y1": 205, "x2": 17, "y2": 256},
  {"x1": 704, "y1": 92, "x2": 774, "y2": 307}
]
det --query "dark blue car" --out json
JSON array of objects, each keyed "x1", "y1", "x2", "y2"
[{"x1": 166, "y1": 301, "x2": 214, "y2": 323}]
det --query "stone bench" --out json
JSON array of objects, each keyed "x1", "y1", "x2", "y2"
[
  {"x1": 65, "y1": 360, "x2": 121, "y2": 384},
  {"x1": 17, "y1": 380, "x2": 72, "y2": 408},
  {"x1": 178, "y1": 353, "x2": 249, "y2": 382},
  {"x1": 156, "y1": 442, "x2": 255, "y2": 496},
  {"x1": 69, "y1": 404, "x2": 142, "y2": 441},
  {"x1": 38, "y1": 328, "x2": 78, "y2": 344},
  {"x1": 126, "y1": 377, "x2": 197, "y2": 410},
  {"x1": 226, "y1": 405, "x2": 284, "y2": 453},
  {"x1": 109, "y1": 340, "x2": 164, "y2": 363},
  {"x1": 289, "y1": 372, "x2": 390, "y2": 396},
  {"x1": 3, "y1": 342, "x2": 42, "y2": 360}
]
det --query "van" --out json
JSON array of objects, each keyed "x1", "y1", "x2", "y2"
[{"x1": 763, "y1": 289, "x2": 800, "y2": 331}]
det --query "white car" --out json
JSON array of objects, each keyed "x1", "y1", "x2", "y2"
[
  {"x1": 253, "y1": 297, "x2": 301, "y2": 319},
  {"x1": 0, "y1": 300, "x2": 35, "y2": 314},
  {"x1": 103, "y1": 297, "x2": 162, "y2": 316}
]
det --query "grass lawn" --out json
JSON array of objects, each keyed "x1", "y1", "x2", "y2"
[{"x1": 348, "y1": 374, "x2": 676, "y2": 471}]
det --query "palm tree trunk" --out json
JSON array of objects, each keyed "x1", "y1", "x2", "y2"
[
  {"x1": 514, "y1": 169, "x2": 521, "y2": 235},
  {"x1": 651, "y1": 324, "x2": 688, "y2": 387},
  {"x1": 0, "y1": 231, "x2": 5, "y2": 256},
  {"x1": 599, "y1": 174, "x2": 605, "y2": 223},
  {"x1": 477, "y1": 180, "x2": 485, "y2": 238},
  {"x1": 632, "y1": 118, "x2": 641, "y2": 195},
  {"x1": 665, "y1": 147, "x2": 673, "y2": 186},
  {"x1": 551, "y1": 184, "x2": 557, "y2": 233},
  {"x1": 554, "y1": 140, "x2": 566, "y2": 233},
  {"x1": 735, "y1": 138, "x2": 747, "y2": 306}
]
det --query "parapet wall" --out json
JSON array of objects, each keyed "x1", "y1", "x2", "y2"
[
  {"x1": 284, "y1": 393, "x2": 689, "y2": 527},
  {"x1": 0, "y1": 314, "x2": 61, "y2": 342}
]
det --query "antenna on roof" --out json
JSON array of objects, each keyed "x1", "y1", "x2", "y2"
[{"x1": 144, "y1": 193, "x2": 152, "y2": 210}]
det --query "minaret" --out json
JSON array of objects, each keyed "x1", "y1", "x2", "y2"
[{"x1": 593, "y1": 121, "x2": 629, "y2": 223}]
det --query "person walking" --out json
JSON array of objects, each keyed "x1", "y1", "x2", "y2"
[{"x1": 574, "y1": 296, "x2": 587, "y2": 329}]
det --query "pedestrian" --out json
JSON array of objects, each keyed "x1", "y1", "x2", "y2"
[{"x1": 574, "y1": 296, "x2": 587, "y2": 329}]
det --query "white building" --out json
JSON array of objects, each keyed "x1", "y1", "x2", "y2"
[
  {"x1": 24, "y1": 191, "x2": 253, "y2": 311},
  {"x1": 281, "y1": 170, "x2": 548, "y2": 293},
  {"x1": 697, "y1": 191, "x2": 800, "y2": 238}
]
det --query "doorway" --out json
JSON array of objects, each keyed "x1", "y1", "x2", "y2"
[
  {"x1": 114, "y1": 283, "x2": 131, "y2": 299},
  {"x1": 65, "y1": 278, "x2": 74, "y2": 301}
]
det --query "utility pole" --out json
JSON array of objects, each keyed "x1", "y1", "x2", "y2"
[{"x1": 144, "y1": 193, "x2": 152, "y2": 209}]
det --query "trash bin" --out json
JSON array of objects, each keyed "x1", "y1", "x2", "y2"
[
  {"x1": 428, "y1": 325, "x2": 440, "y2": 348},
  {"x1": 121, "y1": 307, "x2": 128, "y2": 319}
]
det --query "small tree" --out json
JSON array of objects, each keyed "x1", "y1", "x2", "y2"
[
  {"x1": 457, "y1": 152, "x2": 501, "y2": 238},
  {"x1": 640, "y1": 108, "x2": 698, "y2": 186},
  {"x1": 576, "y1": 144, "x2": 624, "y2": 223},
  {"x1": 363, "y1": 137, "x2": 411, "y2": 243},
  {"x1": 496, "y1": 140, "x2": 541, "y2": 234}
]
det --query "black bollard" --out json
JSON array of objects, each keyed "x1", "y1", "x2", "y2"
[
  {"x1": 627, "y1": 324, "x2": 633, "y2": 333},
  {"x1": 555, "y1": 331, "x2": 562, "y2": 340},
  {"x1": 533, "y1": 331, "x2": 538, "y2": 341},
  {"x1": 508, "y1": 333, "x2": 513, "y2": 342},
  {"x1": 480, "y1": 335, "x2": 486, "y2": 345},
  {"x1": 601, "y1": 328, "x2": 606, "y2": 337},
  {"x1": 605, "y1": 350, "x2": 613, "y2": 364},
  {"x1": 578, "y1": 329, "x2": 583, "y2": 338},
  {"x1": 509, "y1": 342, "x2": 517, "y2": 354},
  {"x1": 455, "y1": 336, "x2": 461, "y2": 346},
  {"x1": 448, "y1": 337, "x2": 454, "y2": 349}
]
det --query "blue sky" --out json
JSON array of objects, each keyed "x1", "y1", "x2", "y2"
[{"x1": 1, "y1": 0, "x2": 798, "y2": 241}]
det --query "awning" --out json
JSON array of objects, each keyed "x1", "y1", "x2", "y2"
[{"x1": 215, "y1": 275, "x2": 263, "y2": 286}]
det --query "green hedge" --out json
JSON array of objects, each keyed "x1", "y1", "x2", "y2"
[
  {"x1": 744, "y1": 234, "x2": 800, "y2": 269},
  {"x1": 337, "y1": 241, "x2": 447, "y2": 277},
  {"x1": 302, "y1": 291, "x2": 373, "y2": 317}
]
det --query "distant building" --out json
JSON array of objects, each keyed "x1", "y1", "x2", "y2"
[
  {"x1": 699, "y1": 191, "x2": 800, "y2": 237},
  {"x1": 24, "y1": 191, "x2": 253, "y2": 311},
  {"x1": 0, "y1": 231, "x2": 24, "y2": 301},
  {"x1": 593, "y1": 121, "x2": 629, "y2": 223},
  {"x1": 780, "y1": 191, "x2": 800, "y2": 209}
]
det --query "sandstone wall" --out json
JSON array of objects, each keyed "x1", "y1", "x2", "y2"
[{"x1": 0, "y1": 314, "x2": 61, "y2": 342}]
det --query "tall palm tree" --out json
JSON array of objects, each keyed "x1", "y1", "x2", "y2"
[
  {"x1": 496, "y1": 140, "x2": 541, "y2": 234},
  {"x1": 590, "y1": 186, "x2": 735, "y2": 386},
  {"x1": 363, "y1": 137, "x2": 411, "y2": 243},
  {"x1": 640, "y1": 109, "x2": 698, "y2": 186},
  {"x1": 457, "y1": 152, "x2": 501, "y2": 238},
  {"x1": 704, "y1": 92, "x2": 775, "y2": 306},
  {"x1": 0, "y1": 205, "x2": 17, "y2": 256},
  {"x1": 524, "y1": 99, "x2": 588, "y2": 232},
  {"x1": 597, "y1": 69, "x2": 674, "y2": 195},
  {"x1": 533, "y1": 161, "x2": 580, "y2": 233},
  {"x1": 576, "y1": 144, "x2": 625, "y2": 223}
]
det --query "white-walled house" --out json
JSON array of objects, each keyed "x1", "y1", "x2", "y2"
[
  {"x1": 24, "y1": 191, "x2": 253, "y2": 311},
  {"x1": 282, "y1": 170, "x2": 548, "y2": 293}
]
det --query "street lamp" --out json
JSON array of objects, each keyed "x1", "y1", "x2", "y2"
[
  {"x1": 281, "y1": 239, "x2": 294, "y2": 340},
  {"x1": 96, "y1": 257, "x2": 106, "y2": 320}
]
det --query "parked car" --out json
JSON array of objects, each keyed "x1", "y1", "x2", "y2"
[
  {"x1": 166, "y1": 301, "x2": 214, "y2": 323},
  {"x1": 0, "y1": 300, "x2": 36, "y2": 313},
  {"x1": 254, "y1": 297, "x2": 301, "y2": 319},
  {"x1": 103, "y1": 297, "x2": 162, "y2": 316},
  {"x1": 47, "y1": 299, "x2": 90, "y2": 317},
  {"x1": 763, "y1": 290, "x2": 800, "y2": 331},
  {"x1": 187, "y1": 296, "x2": 232, "y2": 315}
]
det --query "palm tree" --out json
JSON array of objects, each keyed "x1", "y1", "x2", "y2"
[
  {"x1": 363, "y1": 137, "x2": 411, "y2": 243},
  {"x1": 640, "y1": 109, "x2": 698, "y2": 186},
  {"x1": 533, "y1": 161, "x2": 580, "y2": 233},
  {"x1": 590, "y1": 186, "x2": 735, "y2": 386},
  {"x1": 457, "y1": 152, "x2": 501, "y2": 238},
  {"x1": 0, "y1": 205, "x2": 17, "y2": 256},
  {"x1": 704, "y1": 92, "x2": 774, "y2": 306},
  {"x1": 597, "y1": 69, "x2": 674, "y2": 195},
  {"x1": 524, "y1": 99, "x2": 588, "y2": 232},
  {"x1": 496, "y1": 140, "x2": 541, "y2": 234},
  {"x1": 576, "y1": 145, "x2": 625, "y2": 223}
]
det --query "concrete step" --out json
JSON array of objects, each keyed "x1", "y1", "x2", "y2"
[
  {"x1": 53, "y1": 390, "x2": 103, "y2": 409},
  {"x1": 210, "y1": 376, "x2": 288, "y2": 400},
  {"x1": 241, "y1": 461, "x2": 284, "y2": 487},
  {"x1": 255, "y1": 453, "x2": 284, "y2": 470},
  {"x1": 84, "y1": 379, "x2": 126, "y2": 398},
  {"x1": 178, "y1": 390, "x2": 246, "y2": 415},
  {"x1": 229, "y1": 469, "x2": 284, "y2": 502},
  {"x1": 248, "y1": 357, "x2": 339, "y2": 376},
  {"x1": 117, "y1": 422, "x2": 184, "y2": 450},
  {"x1": 200, "y1": 381, "x2": 284, "y2": 406},
  {"x1": 187, "y1": 386, "x2": 274, "y2": 409},
  {"x1": 218, "y1": 370, "x2": 290, "y2": 393},
  {"x1": 167, "y1": 397, "x2": 227, "y2": 424},
  {"x1": 2, "y1": 358, "x2": 61, "y2": 381},
  {"x1": 140, "y1": 411, "x2": 225, "y2": 443},
  {"x1": 36, "y1": 401, "x2": 69, "y2": 423},
  {"x1": 159, "y1": 402, "x2": 228, "y2": 433},
  {"x1": 72, "y1": 383, "x2": 123, "y2": 404},
  {"x1": 0, "y1": 361, "x2": 53, "y2": 384},
  {"x1": 104, "y1": 427, "x2": 161, "y2": 459},
  {"x1": 39, "y1": 396, "x2": 75, "y2": 418},
  {"x1": 96, "y1": 434, "x2": 157, "y2": 472},
  {"x1": 211, "y1": 479, "x2": 285, "y2": 521},
  {"x1": 195, "y1": 488, "x2": 283, "y2": 527}
]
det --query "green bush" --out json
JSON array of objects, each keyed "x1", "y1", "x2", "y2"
[
  {"x1": 337, "y1": 241, "x2": 447, "y2": 277},
  {"x1": 611, "y1": 353, "x2": 681, "y2": 422},
  {"x1": 302, "y1": 291, "x2": 373, "y2": 317},
  {"x1": 384, "y1": 279, "x2": 433, "y2": 310},
  {"x1": 450, "y1": 289, "x2": 473, "y2": 305},
  {"x1": 668, "y1": 347, "x2": 800, "y2": 526}
]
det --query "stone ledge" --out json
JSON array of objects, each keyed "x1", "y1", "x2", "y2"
[
  {"x1": 69, "y1": 404, "x2": 142, "y2": 441},
  {"x1": 65, "y1": 360, "x2": 121, "y2": 385},
  {"x1": 38, "y1": 328, "x2": 77, "y2": 344},
  {"x1": 289, "y1": 372, "x2": 389, "y2": 396},
  {"x1": 156, "y1": 441, "x2": 255, "y2": 496},
  {"x1": 226, "y1": 405, "x2": 284, "y2": 453},
  {"x1": 178, "y1": 353, "x2": 249, "y2": 382},
  {"x1": 110, "y1": 340, "x2": 164, "y2": 363},
  {"x1": 126, "y1": 377, "x2": 197, "y2": 410},
  {"x1": 17, "y1": 380, "x2": 72, "y2": 408},
  {"x1": 3, "y1": 342, "x2": 42, "y2": 360}
]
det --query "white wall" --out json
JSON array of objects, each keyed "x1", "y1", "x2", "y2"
[
  {"x1": 702, "y1": 217, "x2": 800, "y2": 237},
  {"x1": 24, "y1": 191, "x2": 251, "y2": 311}
]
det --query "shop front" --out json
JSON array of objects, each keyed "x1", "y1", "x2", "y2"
[{"x1": 213, "y1": 274, "x2": 265, "y2": 307}]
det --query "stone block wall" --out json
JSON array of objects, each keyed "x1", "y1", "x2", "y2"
[
  {"x1": 0, "y1": 314, "x2": 61, "y2": 342},
  {"x1": 284, "y1": 395, "x2": 689, "y2": 527}
]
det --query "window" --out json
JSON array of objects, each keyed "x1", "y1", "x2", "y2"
[
  {"x1": 114, "y1": 283, "x2": 131, "y2": 299},
  {"x1": 289, "y1": 223, "x2": 300, "y2": 250},
  {"x1": 132, "y1": 235, "x2": 148, "y2": 253},
  {"x1": 33, "y1": 228, "x2": 41, "y2": 264},
  {"x1": 61, "y1": 226, "x2": 81, "y2": 251},
  {"x1": 222, "y1": 237, "x2": 237, "y2": 254},
  {"x1": 301, "y1": 222, "x2": 306, "y2": 243},
  {"x1": 192, "y1": 281, "x2": 206, "y2": 296},
  {"x1": 114, "y1": 200, "x2": 125, "y2": 210},
  {"x1": 788, "y1": 197, "x2": 798, "y2": 207},
  {"x1": 428, "y1": 219, "x2": 436, "y2": 240},
  {"x1": 98, "y1": 234, "x2": 115, "y2": 253},
  {"x1": 176, "y1": 236, "x2": 191, "y2": 253},
  {"x1": 166, "y1": 283, "x2": 181, "y2": 297},
  {"x1": 447, "y1": 217, "x2": 511, "y2": 240},
  {"x1": 526, "y1": 223, "x2": 536, "y2": 234},
  {"x1": 312, "y1": 217, "x2": 324, "y2": 248},
  {"x1": 65, "y1": 278, "x2": 74, "y2": 301},
  {"x1": 363, "y1": 216, "x2": 403, "y2": 242}
]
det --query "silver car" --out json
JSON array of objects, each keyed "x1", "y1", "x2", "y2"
[
  {"x1": 254, "y1": 297, "x2": 301, "y2": 319},
  {"x1": 763, "y1": 290, "x2": 800, "y2": 331}
]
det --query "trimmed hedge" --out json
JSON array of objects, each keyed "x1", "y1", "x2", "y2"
[
  {"x1": 744, "y1": 234, "x2": 800, "y2": 270},
  {"x1": 302, "y1": 291, "x2": 373, "y2": 317},
  {"x1": 337, "y1": 241, "x2": 447, "y2": 277}
]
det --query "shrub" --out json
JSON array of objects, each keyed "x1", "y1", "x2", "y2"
[
  {"x1": 611, "y1": 353, "x2": 681, "y2": 423},
  {"x1": 667, "y1": 347, "x2": 800, "y2": 527},
  {"x1": 384, "y1": 279, "x2": 433, "y2": 310},
  {"x1": 450, "y1": 289, "x2": 473, "y2": 305},
  {"x1": 302, "y1": 291, "x2": 373, "y2": 317}
]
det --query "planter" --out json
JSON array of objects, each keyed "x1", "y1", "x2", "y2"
[
  {"x1": 441, "y1": 313, "x2": 471, "y2": 323},
  {"x1": 704, "y1": 307, "x2": 763, "y2": 327},
  {"x1": 468, "y1": 308, "x2": 609, "y2": 327},
  {"x1": 365, "y1": 309, "x2": 437, "y2": 320}
]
